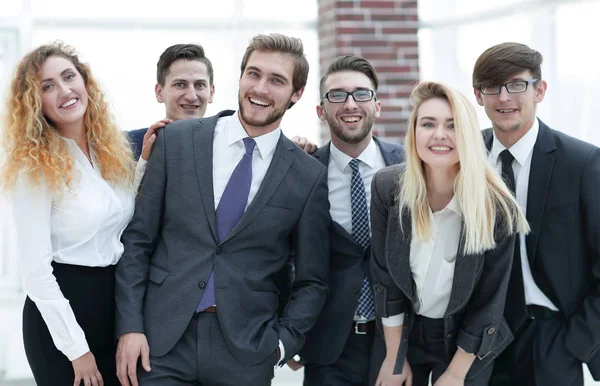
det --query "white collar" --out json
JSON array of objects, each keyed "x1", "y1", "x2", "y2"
[
  {"x1": 490, "y1": 118, "x2": 539, "y2": 166},
  {"x1": 225, "y1": 111, "x2": 281, "y2": 160},
  {"x1": 329, "y1": 137, "x2": 379, "y2": 173}
]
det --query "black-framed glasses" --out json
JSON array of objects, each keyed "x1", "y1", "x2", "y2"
[
  {"x1": 480, "y1": 79, "x2": 538, "y2": 95},
  {"x1": 321, "y1": 89, "x2": 376, "y2": 103}
]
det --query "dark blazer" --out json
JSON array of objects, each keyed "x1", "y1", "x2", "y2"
[
  {"x1": 115, "y1": 110, "x2": 331, "y2": 366},
  {"x1": 483, "y1": 119, "x2": 600, "y2": 380},
  {"x1": 300, "y1": 138, "x2": 404, "y2": 365},
  {"x1": 126, "y1": 128, "x2": 147, "y2": 160},
  {"x1": 370, "y1": 164, "x2": 515, "y2": 380}
]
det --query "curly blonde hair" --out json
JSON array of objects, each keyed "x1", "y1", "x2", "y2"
[{"x1": 0, "y1": 42, "x2": 134, "y2": 192}]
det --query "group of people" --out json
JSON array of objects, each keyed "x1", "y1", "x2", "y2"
[{"x1": 0, "y1": 31, "x2": 598, "y2": 386}]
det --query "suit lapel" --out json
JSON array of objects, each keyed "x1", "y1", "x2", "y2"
[
  {"x1": 219, "y1": 134, "x2": 295, "y2": 243},
  {"x1": 313, "y1": 142, "x2": 363, "y2": 249},
  {"x1": 312, "y1": 142, "x2": 331, "y2": 168},
  {"x1": 387, "y1": 210, "x2": 414, "y2": 300},
  {"x1": 525, "y1": 121, "x2": 556, "y2": 265},
  {"x1": 374, "y1": 136, "x2": 404, "y2": 166},
  {"x1": 192, "y1": 114, "x2": 226, "y2": 242},
  {"x1": 445, "y1": 225, "x2": 483, "y2": 316}
]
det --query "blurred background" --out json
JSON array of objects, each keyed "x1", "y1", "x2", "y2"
[{"x1": 1, "y1": 0, "x2": 599, "y2": 384}]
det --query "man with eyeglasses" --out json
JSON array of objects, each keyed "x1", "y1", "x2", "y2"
[
  {"x1": 473, "y1": 42, "x2": 600, "y2": 386},
  {"x1": 288, "y1": 55, "x2": 404, "y2": 386}
]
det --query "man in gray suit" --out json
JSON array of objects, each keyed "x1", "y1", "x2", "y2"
[
  {"x1": 290, "y1": 56, "x2": 404, "y2": 385},
  {"x1": 114, "y1": 33, "x2": 330, "y2": 386}
]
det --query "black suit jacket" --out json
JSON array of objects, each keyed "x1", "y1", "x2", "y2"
[
  {"x1": 115, "y1": 110, "x2": 331, "y2": 365},
  {"x1": 483, "y1": 119, "x2": 600, "y2": 380},
  {"x1": 126, "y1": 128, "x2": 147, "y2": 160},
  {"x1": 299, "y1": 138, "x2": 404, "y2": 365}
]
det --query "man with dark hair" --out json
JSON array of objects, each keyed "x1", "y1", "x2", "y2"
[
  {"x1": 128, "y1": 43, "x2": 215, "y2": 160},
  {"x1": 291, "y1": 55, "x2": 404, "y2": 386},
  {"x1": 473, "y1": 42, "x2": 600, "y2": 386},
  {"x1": 114, "y1": 33, "x2": 330, "y2": 386}
]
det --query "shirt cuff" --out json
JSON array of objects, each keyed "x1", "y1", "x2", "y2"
[
  {"x1": 275, "y1": 339, "x2": 285, "y2": 368},
  {"x1": 133, "y1": 158, "x2": 148, "y2": 191},
  {"x1": 381, "y1": 313, "x2": 405, "y2": 327}
]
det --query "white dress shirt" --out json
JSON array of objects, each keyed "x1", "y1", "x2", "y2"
[
  {"x1": 382, "y1": 196, "x2": 463, "y2": 327},
  {"x1": 328, "y1": 138, "x2": 386, "y2": 322},
  {"x1": 213, "y1": 112, "x2": 287, "y2": 365},
  {"x1": 328, "y1": 138, "x2": 387, "y2": 235},
  {"x1": 212, "y1": 112, "x2": 280, "y2": 209},
  {"x1": 12, "y1": 138, "x2": 135, "y2": 361},
  {"x1": 487, "y1": 118, "x2": 558, "y2": 311}
]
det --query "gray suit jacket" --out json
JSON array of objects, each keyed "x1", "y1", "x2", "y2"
[
  {"x1": 370, "y1": 164, "x2": 515, "y2": 380},
  {"x1": 300, "y1": 137, "x2": 404, "y2": 365},
  {"x1": 115, "y1": 110, "x2": 330, "y2": 366}
]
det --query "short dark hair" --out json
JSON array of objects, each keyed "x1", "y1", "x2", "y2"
[
  {"x1": 319, "y1": 55, "x2": 379, "y2": 96},
  {"x1": 472, "y1": 42, "x2": 543, "y2": 89},
  {"x1": 240, "y1": 33, "x2": 309, "y2": 95},
  {"x1": 156, "y1": 44, "x2": 214, "y2": 86}
]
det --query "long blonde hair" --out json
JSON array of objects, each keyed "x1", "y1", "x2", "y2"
[
  {"x1": 398, "y1": 81, "x2": 529, "y2": 254},
  {"x1": 0, "y1": 42, "x2": 134, "y2": 192}
]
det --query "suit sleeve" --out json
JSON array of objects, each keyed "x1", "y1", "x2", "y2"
[
  {"x1": 275, "y1": 166, "x2": 330, "y2": 359},
  {"x1": 564, "y1": 148, "x2": 600, "y2": 371},
  {"x1": 370, "y1": 170, "x2": 409, "y2": 318},
  {"x1": 456, "y1": 228, "x2": 515, "y2": 358},
  {"x1": 115, "y1": 129, "x2": 167, "y2": 337}
]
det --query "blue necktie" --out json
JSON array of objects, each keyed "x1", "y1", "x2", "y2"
[
  {"x1": 197, "y1": 137, "x2": 256, "y2": 312},
  {"x1": 349, "y1": 159, "x2": 375, "y2": 320}
]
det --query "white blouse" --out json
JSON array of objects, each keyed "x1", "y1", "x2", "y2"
[
  {"x1": 382, "y1": 195, "x2": 462, "y2": 327},
  {"x1": 11, "y1": 138, "x2": 135, "y2": 361}
]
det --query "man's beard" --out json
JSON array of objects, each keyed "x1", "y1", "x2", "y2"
[
  {"x1": 327, "y1": 113, "x2": 373, "y2": 144},
  {"x1": 492, "y1": 120, "x2": 521, "y2": 133},
  {"x1": 239, "y1": 94, "x2": 289, "y2": 128}
]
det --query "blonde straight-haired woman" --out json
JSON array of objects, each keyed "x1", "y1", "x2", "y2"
[{"x1": 370, "y1": 82, "x2": 529, "y2": 386}]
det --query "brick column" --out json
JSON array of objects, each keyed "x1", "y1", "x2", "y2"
[{"x1": 317, "y1": 0, "x2": 419, "y2": 143}]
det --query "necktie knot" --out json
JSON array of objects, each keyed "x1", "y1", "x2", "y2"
[
  {"x1": 243, "y1": 137, "x2": 256, "y2": 156},
  {"x1": 349, "y1": 158, "x2": 360, "y2": 173},
  {"x1": 499, "y1": 149, "x2": 514, "y2": 167}
]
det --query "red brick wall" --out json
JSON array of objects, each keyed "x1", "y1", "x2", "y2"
[{"x1": 317, "y1": 0, "x2": 419, "y2": 143}]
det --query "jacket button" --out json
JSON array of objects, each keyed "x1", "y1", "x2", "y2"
[
  {"x1": 446, "y1": 333, "x2": 452, "y2": 339},
  {"x1": 199, "y1": 281, "x2": 206, "y2": 288},
  {"x1": 353, "y1": 286, "x2": 360, "y2": 293},
  {"x1": 216, "y1": 247, "x2": 223, "y2": 254},
  {"x1": 376, "y1": 286, "x2": 383, "y2": 292},
  {"x1": 487, "y1": 327, "x2": 496, "y2": 335}
]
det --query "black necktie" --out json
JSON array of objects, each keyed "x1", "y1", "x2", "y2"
[{"x1": 499, "y1": 149, "x2": 528, "y2": 330}]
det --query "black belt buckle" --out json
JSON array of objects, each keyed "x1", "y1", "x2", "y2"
[
  {"x1": 355, "y1": 321, "x2": 368, "y2": 335},
  {"x1": 527, "y1": 305, "x2": 557, "y2": 320}
]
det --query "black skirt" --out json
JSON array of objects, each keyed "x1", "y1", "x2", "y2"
[{"x1": 23, "y1": 262, "x2": 119, "y2": 386}]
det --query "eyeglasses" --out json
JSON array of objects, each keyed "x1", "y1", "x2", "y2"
[
  {"x1": 321, "y1": 89, "x2": 376, "y2": 103},
  {"x1": 479, "y1": 79, "x2": 538, "y2": 95}
]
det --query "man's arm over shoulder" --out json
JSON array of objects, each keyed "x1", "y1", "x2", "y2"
[
  {"x1": 126, "y1": 128, "x2": 149, "y2": 161},
  {"x1": 276, "y1": 163, "x2": 330, "y2": 360},
  {"x1": 115, "y1": 128, "x2": 168, "y2": 337}
]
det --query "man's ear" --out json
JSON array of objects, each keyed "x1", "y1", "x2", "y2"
[
  {"x1": 316, "y1": 104, "x2": 327, "y2": 122},
  {"x1": 291, "y1": 86, "x2": 304, "y2": 105},
  {"x1": 534, "y1": 80, "x2": 547, "y2": 103},
  {"x1": 155, "y1": 83, "x2": 164, "y2": 103},
  {"x1": 474, "y1": 88, "x2": 484, "y2": 106},
  {"x1": 208, "y1": 84, "x2": 215, "y2": 103}
]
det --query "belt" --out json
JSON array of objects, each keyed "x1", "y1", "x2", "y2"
[
  {"x1": 527, "y1": 305, "x2": 557, "y2": 320},
  {"x1": 353, "y1": 320, "x2": 375, "y2": 335}
]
